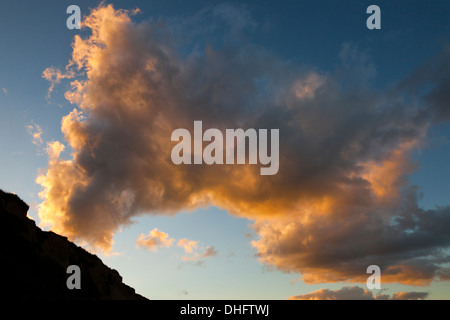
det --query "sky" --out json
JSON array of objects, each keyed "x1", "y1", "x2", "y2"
[{"x1": 1, "y1": 0, "x2": 450, "y2": 300}]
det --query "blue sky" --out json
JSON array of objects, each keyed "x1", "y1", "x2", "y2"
[{"x1": 1, "y1": 1, "x2": 450, "y2": 300}]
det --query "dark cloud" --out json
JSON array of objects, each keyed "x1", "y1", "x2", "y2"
[
  {"x1": 396, "y1": 44, "x2": 450, "y2": 123},
  {"x1": 253, "y1": 188, "x2": 450, "y2": 285},
  {"x1": 289, "y1": 286, "x2": 429, "y2": 300},
  {"x1": 392, "y1": 291, "x2": 429, "y2": 300}
]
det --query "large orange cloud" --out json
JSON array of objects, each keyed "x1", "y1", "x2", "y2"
[{"x1": 37, "y1": 4, "x2": 450, "y2": 287}]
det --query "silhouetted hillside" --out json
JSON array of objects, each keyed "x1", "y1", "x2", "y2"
[{"x1": 0, "y1": 189, "x2": 147, "y2": 300}]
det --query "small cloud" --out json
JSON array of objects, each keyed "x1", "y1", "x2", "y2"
[
  {"x1": 203, "y1": 246, "x2": 218, "y2": 258},
  {"x1": 294, "y1": 73, "x2": 325, "y2": 100},
  {"x1": 177, "y1": 238, "x2": 199, "y2": 253},
  {"x1": 290, "y1": 277, "x2": 302, "y2": 284},
  {"x1": 288, "y1": 286, "x2": 429, "y2": 300},
  {"x1": 136, "y1": 228, "x2": 175, "y2": 252},
  {"x1": 391, "y1": 291, "x2": 429, "y2": 300},
  {"x1": 180, "y1": 290, "x2": 189, "y2": 296},
  {"x1": 2, "y1": 88, "x2": 7, "y2": 94},
  {"x1": 26, "y1": 122, "x2": 44, "y2": 154},
  {"x1": 182, "y1": 245, "x2": 218, "y2": 262},
  {"x1": 176, "y1": 237, "x2": 217, "y2": 264},
  {"x1": 42, "y1": 67, "x2": 75, "y2": 99},
  {"x1": 244, "y1": 232, "x2": 253, "y2": 239},
  {"x1": 101, "y1": 251, "x2": 124, "y2": 258}
]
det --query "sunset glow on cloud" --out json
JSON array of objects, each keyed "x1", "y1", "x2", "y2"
[
  {"x1": 19, "y1": 2, "x2": 450, "y2": 299},
  {"x1": 288, "y1": 286, "x2": 429, "y2": 300},
  {"x1": 136, "y1": 228, "x2": 175, "y2": 251}
]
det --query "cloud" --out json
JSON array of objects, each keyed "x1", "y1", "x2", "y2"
[
  {"x1": 2, "y1": 88, "x2": 7, "y2": 94},
  {"x1": 42, "y1": 67, "x2": 75, "y2": 99},
  {"x1": 289, "y1": 286, "x2": 429, "y2": 300},
  {"x1": 137, "y1": 233, "x2": 216, "y2": 262},
  {"x1": 391, "y1": 291, "x2": 429, "y2": 300},
  {"x1": 294, "y1": 73, "x2": 325, "y2": 100},
  {"x1": 177, "y1": 238, "x2": 199, "y2": 253},
  {"x1": 397, "y1": 44, "x2": 450, "y2": 123},
  {"x1": 26, "y1": 122, "x2": 48, "y2": 155},
  {"x1": 181, "y1": 245, "x2": 218, "y2": 263},
  {"x1": 136, "y1": 228, "x2": 174, "y2": 251},
  {"x1": 179, "y1": 289, "x2": 189, "y2": 296},
  {"x1": 26, "y1": 122, "x2": 43, "y2": 148},
  {"x1": 36, "y1": 3, "x2": 450, "y2": 287},
  {"x1": 177, "y1": 237, "x2": 217, "y2": 262},
  {"x1": 45, "y1": 141, "x2": 65, "y2": 163},
  {"x1": 252, "y1": 188, "x2": 450, "y2": 285}
]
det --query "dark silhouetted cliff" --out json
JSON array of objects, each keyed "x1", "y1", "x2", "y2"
[{"x1": 0, "y1": 189, "x2": 147, "y2": 300}]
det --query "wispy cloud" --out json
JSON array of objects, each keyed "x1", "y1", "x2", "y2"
[
  {"x1": 288, "y1": 286, "x2": 429, "y2": 300},
  {"x1": 136, "y1": 228, "x2": 175, "y2": 252},
  {"x1": 1, "y1": 88, "x2": 7, "y2": 94},
  {"x1": 42, "y1": 67, "x2": 75, "y2": 99},
  {"x1": 177, "y1": 239, "x2": 199, "y2": 253},
  {"x1": 182, "y1": 246, "x2": 218, "y2": 262},
  {"x1": 26, "y1": 122, "x2": 44, "y2": 153},
  {"x1": 137, "y1": 232, "x2": 217, "y2": 264}
]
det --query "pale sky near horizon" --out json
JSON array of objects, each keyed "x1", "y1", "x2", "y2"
[{"x1": 1, "y1": 0, "x2": 450, "y2": 300}]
